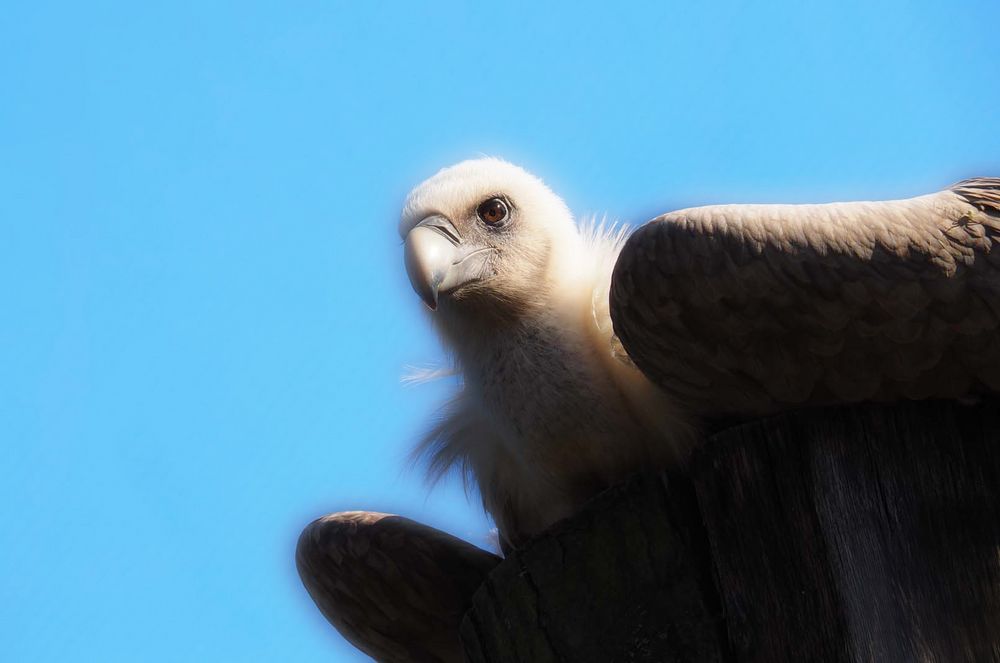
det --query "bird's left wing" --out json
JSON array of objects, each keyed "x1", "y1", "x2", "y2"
[
  {"x1": 609, "y1": 179, "x2": 1000, "y2": 418},
  {"x1": 297, "y1": 512, "x2": 501, "y2": 662}
]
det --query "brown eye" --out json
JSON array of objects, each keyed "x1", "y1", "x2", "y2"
[{"x1": 476, "y1": 198, "x2": 509, "y2": 226}]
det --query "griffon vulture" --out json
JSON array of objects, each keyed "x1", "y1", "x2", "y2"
[{"x1": 297, "y1": 159, "x2": 1000, "y2": 662}]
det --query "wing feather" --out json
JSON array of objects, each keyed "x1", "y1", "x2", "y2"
[
  {"x1": 610, "y1": 179, "x2": 1000, "y2": 417},
  {"x1": 296, "y1": 511, "x2": 501, "y2": 663}
]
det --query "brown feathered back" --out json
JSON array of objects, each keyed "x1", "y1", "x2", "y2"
[{"x1": 610, "y1": 178, "x2": 1000, "y2": 416}]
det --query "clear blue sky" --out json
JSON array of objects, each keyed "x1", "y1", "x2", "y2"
[{"x1": 2, "y1": 1, "x2": 998, "y2": 661}]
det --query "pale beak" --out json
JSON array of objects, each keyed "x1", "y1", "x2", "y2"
[{"x1": 404, "y1": 215, "x2": 491, "y2": 310}]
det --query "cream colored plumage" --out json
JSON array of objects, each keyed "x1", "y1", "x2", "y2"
[
  {"x1": 401, "y1": 159, "x2": 693, "y2": 548},
  {"x1": 400, "y1": 158, "x2": 1000, "y2": 548}
]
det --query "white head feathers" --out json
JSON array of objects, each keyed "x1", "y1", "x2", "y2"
[{"x1": 398, "y1": 158, "x2": 689, "y2": 546}]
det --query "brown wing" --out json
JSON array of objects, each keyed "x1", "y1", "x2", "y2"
[
  {"x1": 610, "y1": 178, "x2": 1000, "y2": 417},
  {"x1": 296, "y1": 511, "x2": 501, "y2": 662}
]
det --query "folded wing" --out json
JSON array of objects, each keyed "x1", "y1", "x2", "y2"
[
  {"x1": 296, "y1": 512, "x2": 501, "y2": 662},
  {"x1": 610, "y1": 179, "x2": 1000, "y2": 417}
]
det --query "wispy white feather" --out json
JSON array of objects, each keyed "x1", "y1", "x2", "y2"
[{"x1": 400, "y1": 364, "x2": 456, "y2": 387}]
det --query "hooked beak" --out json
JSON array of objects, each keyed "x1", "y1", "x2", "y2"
[{"x1": 404, "y1": 215, "x2": 491, "y2": 310}]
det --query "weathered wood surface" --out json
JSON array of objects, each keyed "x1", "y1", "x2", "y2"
[
  {"x1": 462, "y1": 399, "x2": 1000, "y2": 663},
  {"x1": 460, "y1": 471, "x2": 727, "y2": 663}
]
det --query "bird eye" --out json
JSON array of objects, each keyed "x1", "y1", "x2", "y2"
[{"x1": 476, "y1": 198, "x2": 509, "y2": 226}]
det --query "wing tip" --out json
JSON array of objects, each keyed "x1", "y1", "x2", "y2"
[{"x1": 951, "y1": 177, "x2": 1000, "y2": 214}]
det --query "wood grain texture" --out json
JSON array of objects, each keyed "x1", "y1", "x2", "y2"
[
  {"x1": 461, "y1": 472, "x2": 729, "y2": 663},
  {"x1": 610, "y1": 179, "x2": 1000, "y2": 416},
  {"x1": 296, "y1": 511, "x2": 501, "y2": 663},
  {"x1": 464, "y1": 399, "x2": 1000, "y2": 663},
  {"x1": 694, "y1": 399, "x2": 1000, "y2": 663}
]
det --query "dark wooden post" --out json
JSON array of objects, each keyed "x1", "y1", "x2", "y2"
[{"x1": 461, "y1": 399, "x2": 1000, "y2": 663}]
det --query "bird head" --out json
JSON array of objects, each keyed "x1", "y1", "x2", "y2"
[{"x1": 399, "y1": 158, "x2": 583, "y2": 322}]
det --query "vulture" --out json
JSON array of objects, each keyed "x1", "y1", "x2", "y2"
[{"x1": 298, "y1": 159, "x2": 1000, "y2": 662}]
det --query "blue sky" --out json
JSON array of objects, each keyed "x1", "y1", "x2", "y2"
[{"x1": 2, "y1": 1, "x2": 998, "y2": 661}]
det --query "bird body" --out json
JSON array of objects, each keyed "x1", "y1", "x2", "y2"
[{"x1": 400, "y1": 159, "x2": 1000, "y2": 547}]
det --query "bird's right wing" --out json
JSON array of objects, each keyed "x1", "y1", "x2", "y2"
[{"x1": 610, "y1": 179, "x2": 1000, "y2": 418}]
